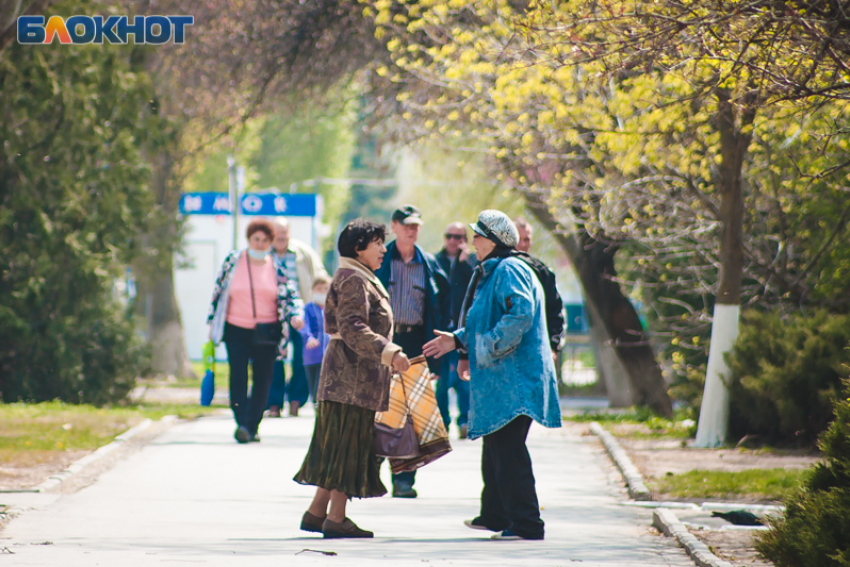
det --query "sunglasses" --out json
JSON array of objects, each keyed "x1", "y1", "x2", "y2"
[{"x1": 444, "y1": 233, "x2": 465, "y2": 240}]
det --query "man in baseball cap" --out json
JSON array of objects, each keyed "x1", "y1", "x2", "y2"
[
  {"x1": 375, "y1": 204, "x2": 450, "y2": 498},
  {"x1": 391, "y1": 204, "x2": 424, "y2": 225}
]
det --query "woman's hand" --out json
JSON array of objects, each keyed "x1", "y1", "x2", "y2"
[
  {"x1": 290, "y1": 316, "x2": 304, "y2": 330},
  {"x1": 422, "y1": 330, "x2": 456, "y2": 359},
  {"x1": 457, "y1": 359, "x2": 470, "y2": 381},
  {"x1": 392, "y1": 351, "x2": 411, "y2": 372},
  {"x1": 306, "y1": 337, "x2": 320, "y2": 349}
]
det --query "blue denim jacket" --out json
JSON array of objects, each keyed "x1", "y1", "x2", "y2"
[{"x1": 454, "y1": 256, "x2": 561, "y2": 439}]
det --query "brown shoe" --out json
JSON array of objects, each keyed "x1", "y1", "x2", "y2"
[
  {"x1": 300, "y1": 511, "x2": 326, "y2": 533},
  {"x1": 289, "y1": 401, "x2": 300, "y2": 417},
  {"x1": 322, "y1": 517, "x2": 374, "y2": 539},
  {"x1": 268, "y1": 406, "x2": 281, "y2": 418}
]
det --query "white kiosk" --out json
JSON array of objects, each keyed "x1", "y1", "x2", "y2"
[{"x1": 174, "y1": 192, "x2": 323, "y2": 361}]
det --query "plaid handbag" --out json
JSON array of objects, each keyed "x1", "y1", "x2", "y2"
[{"x1": 375, "y1": 356, "x2": 452, "y2": 474}]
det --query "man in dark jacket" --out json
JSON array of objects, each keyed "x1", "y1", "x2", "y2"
[
  {"x1": 434, "y1": 222, "x2": 477, "y2": 439},
  {"x1": 513, "y1": 217, "x2": 565, "y2": 353},
  {"x1": 375, "y1": 204, "x2": 450, "y2": 498}
]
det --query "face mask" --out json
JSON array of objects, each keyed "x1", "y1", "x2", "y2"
[
  {"x1": 247, "y1": 247, "x2": 271, "y2": 260},
  {"x1": 312, "y1": 292, "x2": 327, "y2": 305}
]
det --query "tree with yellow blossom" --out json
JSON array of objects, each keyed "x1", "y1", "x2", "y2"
[{"x1": 364, "y1": 0, "x2": 850, "y2": 434}]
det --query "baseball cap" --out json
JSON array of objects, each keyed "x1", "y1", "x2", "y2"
[
  {"x1": 469, "y1": 210, "x2": 519, "y2": 248},
  {"x1": 391, "y1": 204, "x2": 423, "y2": 225}
]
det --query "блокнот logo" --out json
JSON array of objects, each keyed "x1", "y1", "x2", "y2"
[{"x1": 18, "y1": 15, "x2": 193, "y2": 45}]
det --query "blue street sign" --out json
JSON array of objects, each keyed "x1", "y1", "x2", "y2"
[
  {"x1": 179, "y1": 193, "x2": 317, "y2": 216},
  {"x1": 239, "y1": 193, "x2": 316, "y2": 216},
  {"x1": 179, "y1": 193, "x2": 232, "y2": 215}
]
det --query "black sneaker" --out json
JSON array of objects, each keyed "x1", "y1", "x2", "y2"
[
  {"x1": 491, "y1": 529, "x2": 544, "y2": 540},
  {"x1": 249, "y1": 434, "x2": 261, "y2": 443},
  {"x1": 234, "y1": 426, "x2": 250, "y2": 444},
  {"x1": 491, "y1": 529, "x2": 523, "y2": 540},
  {"x1": 464, "y1": 518, "x2": 505, "y2": 532}
]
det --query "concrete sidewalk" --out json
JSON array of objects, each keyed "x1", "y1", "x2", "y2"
[{"x1": 1, "y1": 408, "x2": 693, "y2": 566}]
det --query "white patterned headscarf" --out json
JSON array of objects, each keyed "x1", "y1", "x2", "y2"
[{"x1": 469, "y1": 210, "x2": 519, "y2": 248}]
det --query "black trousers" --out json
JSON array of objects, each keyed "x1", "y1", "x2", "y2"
[
  {"x1": 304, "y1": 364, "x2": 321, "y2": 404},
  {"x1": 223, "y1": 322, "x2": 278, "y2": 436},
  {"x1": 479, "y1": 415, "x2": 544, "y2": 539},
  {"x1": 390, "y1": 327, "x2": 427, "y2": 487}
]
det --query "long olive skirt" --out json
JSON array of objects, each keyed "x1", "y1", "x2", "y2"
[{"x1": 294, "y1": 400, "x2": 387, "y2": 498}]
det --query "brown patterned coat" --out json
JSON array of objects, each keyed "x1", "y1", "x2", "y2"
[{"x1": 317, "y1": 257, "x2": 402, "y2": 412}]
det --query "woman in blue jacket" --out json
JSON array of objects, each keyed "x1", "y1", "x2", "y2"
[{"x1": 424, "y1": 210, "x2": 561, "y2": 541}]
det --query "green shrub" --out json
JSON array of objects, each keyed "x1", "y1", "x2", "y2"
[
  {"x1": 0, "y1": 301, "x2": 148, "y2": 405},
  {"x1": 0, "y1": 19, "x2": 154, "y2": 404},
  {"x1": 756, "y1": 380, "x2": 850, "y2": 566},
  {"x1": 725, "y1": 310, "x2": 850, "y2": 445}
]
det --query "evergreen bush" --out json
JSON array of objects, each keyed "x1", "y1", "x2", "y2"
[
  {"x1": 725, "y1": 310, "x2": 850, "y2": 444},
  {"x1": 0, "y1": 21, "x2": 153, "y2": 403},
  {"x1": 756, "y1": 380, "x2": 850, "y2": 566}
]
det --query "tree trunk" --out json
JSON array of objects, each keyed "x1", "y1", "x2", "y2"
[
  {"x1": 143, "y1": 141, "x2": 193, "y2": 378},
  {"x1": 694, "y1": 90, "x2": 755, "y2": 447},
  {"x1": 526, "y1": 199, "x2": 674, "y2": 417},
  {"x1": 586, "y1": 302, "x2": 635, "y2": 407},
  {"x1": 147, "y1": 266, "x2": 191, "y2": 377}
]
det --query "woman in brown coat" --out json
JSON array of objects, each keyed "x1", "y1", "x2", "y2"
[{"x1": 294, "y1": 219, "x2": 411, "y2": 538}]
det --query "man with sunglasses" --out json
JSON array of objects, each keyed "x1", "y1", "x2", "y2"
[{"x1": 434, "y1": 223, "x2": 478, "y2": 440}]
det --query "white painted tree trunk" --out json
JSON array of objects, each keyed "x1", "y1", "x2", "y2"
[{"x1": 694, "y1": 303, "x2": 741, "y2": 447}]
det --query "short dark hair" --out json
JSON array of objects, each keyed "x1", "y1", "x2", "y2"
[
  {"x1": 246, "y1": 218, "x2": 275, "y2": 241},
  {"x1": 338, "y1": 219, "x2": 386, "y2": 259}
]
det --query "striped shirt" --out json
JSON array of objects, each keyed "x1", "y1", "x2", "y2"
[{"x1": 389, "y1": 249, "x2": 426, "y2": 326}]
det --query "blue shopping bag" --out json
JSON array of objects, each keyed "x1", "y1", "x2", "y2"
[{"x1": 200, "y1": 341, "x2": 216, "y2": 406}]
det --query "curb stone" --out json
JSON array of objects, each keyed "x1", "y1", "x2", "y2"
[
  {"x1": 589, "y1": 421, "x2": 739, "y2": 567},
  {"x1": 653, "y1": 509, "x2": 735, "y2": 567},
  {"x1": 589, "y1": 421, "x2": 652, "y2": 500},
  {"x1": 32, "y1": 415, "x2": 176, "y2": 492}
]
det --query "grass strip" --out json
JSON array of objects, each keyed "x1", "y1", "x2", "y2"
[
  {"x1": 651, "y1": 468, "x2": 807, "y2": 501},
  {"x1": 0, "y1": 401, "x2": 224, "y2": 467}
]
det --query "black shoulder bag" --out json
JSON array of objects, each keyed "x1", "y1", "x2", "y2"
[{"x1": 246, "y1": 254, "x2": 283, "y2": 346}]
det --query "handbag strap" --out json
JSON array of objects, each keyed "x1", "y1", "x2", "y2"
[
  {"x1": 393, "y1": 370, "x2": 413, "y2": 417},
  {"x1": 245, "y1": 253, "x2": 258, "y2": 322}
]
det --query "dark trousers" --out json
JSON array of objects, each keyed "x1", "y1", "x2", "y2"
[
  {"x1": 305, "y1": 364, "x2": 321, "y2": 404},
  {"x1": 479, "y1": 415, "x2": 544, "y2": 539},
  {"x1": 267, "y1": 326, "x2": 309, "y2": 408},
  {"x1": 436, "y1": 350, "x2": 469, "y2": 428},
  {"x1": 223, "y1": 323, "x2": 277, "y2": 436},
  {"x1": 390, "y1": 327, "x2": 427, "y2": 488}
]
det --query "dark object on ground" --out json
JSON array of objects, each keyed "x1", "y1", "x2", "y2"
[
  {"x1": 295, "y1": 549, "x2": 338, "y2": 556},
  {"x1": 712, "y1": 510, "x2": 763, "y2": 526}
]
